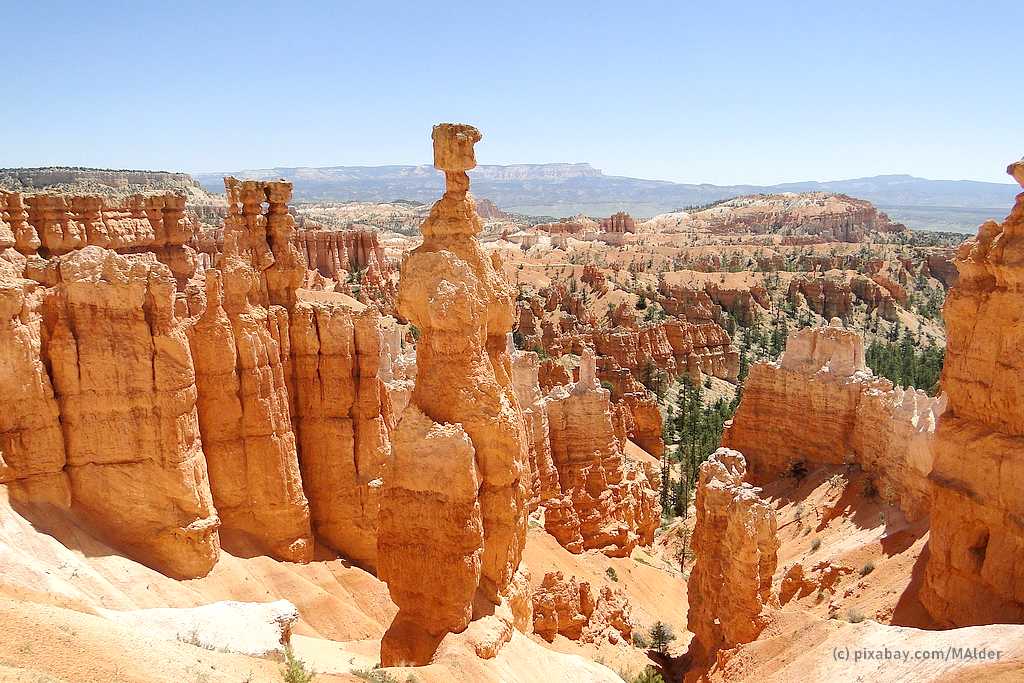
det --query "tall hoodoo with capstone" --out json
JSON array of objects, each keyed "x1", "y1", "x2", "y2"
[{"x1": 377, "y1": 124, "x2": 530, "y2": 665}]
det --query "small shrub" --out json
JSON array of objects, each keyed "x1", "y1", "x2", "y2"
[
  {"x1": 601, "y1": 380, "x2": 615, "y2": 392},
  {"x1": 648, "y1": 621, "x2": 676, "y2": 655},
  {"x1": 860, "y1": 561, "x2": 875, "y2": 577},
  {"x1": 810, "y1": 538, "x2": 821, "y2": 553},
  {"x1": 352, "y1": 666, "x2": 399, "y2": 683},
  {"x1": 632, "y1": 631, "x2": 649, "y2": 649},
  {"x1": 788, "y1": 459, "x2": 808, "y2": 480},
  {"x1": 846, "y1": 608, "x2": 866, "y2": 623},
  {"x1": 281, "y1": 647, "x2": 316, "y2": 683},
  {"x1": 794, "y1": 504, "x2": 805, "y2": 522},
  {"x1": 632, "y1": 667, "x2": 666, "y2": 683},
  {"x1": 861, "y1": 477, "x2": 878, "y2": 499},
  {"x1": 606, "y1": 566, "x2": 619, "y2": 582}
]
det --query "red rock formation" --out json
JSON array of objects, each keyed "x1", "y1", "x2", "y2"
[
  {"x1": 591, "y1": 319, "x2": 738, "y2": 385},
  {"x1": 544, "y1": 349, "x2": 660, "y2": 557},
  {"x1": 0, "y1": 192, "x2": 41, "y2": 254},
  {"x1": 532, "y1": 571, "x2": 633, "y2": 645},
  {"x1": 377, "y1": 124, "x2": 529, "y2": 665},
  {"x1": 850, "y1": 274, "x2": 899, "y2": 320},
  {"x1": 704, "y1": 280, "x2": 770, "y2": 325},
  {"x1": 1, "y1": 191, "x2": 200, "y2": 287},
  {"x1": 599, "y1": 211, "x2": 636, "y2": 234},
  {"x1": 0, "y1": 276, "x2": 68, "y2": 506},
  {"x1": 581, "y1": 263, "x2": 608, "y2": 294},
  {"x1": 788, "y1": 271, "x2": 854, "y2": 319},
  {"x1": 686, "y1": 448, "x2": 778, "y2": 664},
  {"x1": 922, "y1": 168, "x2": 1024, "y2": 626},
  {"x1": 186, "y1": 178, "x2": 313, "y2": 563},
  {"x1": 724, "y1": 322, "x2": 945, "y2": 521},
  {"x1": 926, "y1": 250, "x2": 959, "y2": 289},
  {"x1": 289, "y1": 301, "x2": 392, "y2": 570},
  {"x1": 44, "y1": 247, "x2": 221, "y2": 578},
  {"x1": 621, "y1": 393, "x2": 665, "y2": 458}
]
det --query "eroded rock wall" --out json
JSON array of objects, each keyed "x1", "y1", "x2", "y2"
[
  {"x1": 724, "y1": 321, "x2": 945, "y2": 520},
  {"x1": 0, "y1": 176, "x2": 411, "y2": 581},
  {"x1": 44, "y1": 247, "x2": 221, "y2": 578},
  {"x1": 922, "y1": 168, "x2": 1024, "y2": 626}
]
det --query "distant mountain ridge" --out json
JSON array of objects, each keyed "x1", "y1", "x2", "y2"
[{"x1": 195, "y1": 164, "x2": 1018, "y2": 233}]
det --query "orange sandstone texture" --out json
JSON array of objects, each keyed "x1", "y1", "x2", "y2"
[
  {"x1": 45, "y1": 247, "x2": 221, "y2": 578},
  {"x1": 686, "y1": 448, "x2": 779, "y2": 664},
  {"x1": 187, "y1": 179, "x2": 313, "y2": 563},
  {"x1": 724, "y1": 321, "x2": 944, "y2": 521},
  {"x1": 922, "y1": 165, "x2": 1024, "y2": 626},
  {"x1": 544, "y1": 349, "x2": 660, "y2": 557},
  {"x1": 531, "y1": 570, "x2": 633, "y2": 645},
  {"x1": 377, "y1": 124, "x2": 530, "y2": 665}
]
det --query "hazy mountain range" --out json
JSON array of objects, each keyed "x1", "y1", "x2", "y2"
[{"x1": 197, "y1": 163, "x2": 1016, "y2": 234}]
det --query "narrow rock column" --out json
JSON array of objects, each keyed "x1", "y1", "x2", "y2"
[
  {"x1": 187, "y1": 178, "x2": 313, "y2": 563},
  {"x1": 377, "y1": 123, "x2": 529, "y2": 665},
  {"x1": 686, "y1": 448, "x2": 779, "y2": 665}
]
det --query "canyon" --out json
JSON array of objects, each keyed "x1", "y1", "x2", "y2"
[{"x1": 1, "y1": 135, "x2": 1023, "y2": 683}]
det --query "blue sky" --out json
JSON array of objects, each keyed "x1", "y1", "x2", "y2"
[{"x1": 4, "y1": 1, "x2": 1022, "y2": 185}]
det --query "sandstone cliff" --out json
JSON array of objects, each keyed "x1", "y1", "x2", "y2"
[
  {"x1": 922, "y1": 164, "x2": 1024, "y2": 626},
  {"x1": 0, "y1": 175, "x2": 409, "y2": 582},
  {"x1": 724, "y1": 321, "x2": 945, "y2": 521},
  {"x1": 186, "y1": 179, "x2": 313, "y2": 563},
  {"x1": 544, "y1": 349, "x2": 660, "y2": 558}
]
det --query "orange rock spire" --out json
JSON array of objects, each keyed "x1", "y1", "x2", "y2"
[{"x1": 377, "y1": 124, "x2": 530, "y2": 665}]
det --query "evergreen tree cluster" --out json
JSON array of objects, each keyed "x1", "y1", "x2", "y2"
[
  {"x1": 865, "y1": 328, "x2": 944, "y2": 394},
  {"x1": 660, "y1": 375, "x2": 736, "y2": 518}
]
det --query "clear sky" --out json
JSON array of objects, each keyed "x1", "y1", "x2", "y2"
[{"x1": 5, "y1": 0, "x2": 1022, "y2": 185}]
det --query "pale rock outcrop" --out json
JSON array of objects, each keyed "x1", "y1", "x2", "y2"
[
  {"x1": 377, "y1": 124, "x2": 529, "y2": 666},
  {"x1": 99, "y1": 599, "x2": 299, "y2": 660},
  {"x1": 532, "y1": 571, "x2": 633, "y2": 645},
  {"x1": 44, "y1": 247, "x2": 221, "y2": 578},
  {"x1": 922, "y1": 165, "x2": 1024, "y2": 626},
  {"x1": 187, "y1": 179, "x2": 312, "y2": 563},
  {"x1": 724, "y1": 321, "x2": 945, "y2": 520},
  {"x1": 686, "y1": 448, "x2": 779, "y2": 664}
]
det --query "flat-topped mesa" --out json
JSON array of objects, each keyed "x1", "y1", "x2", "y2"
[
  {"x1": 922, "y1": 162, "x2": 1024, "y2": 626},
  {"x1": 725, "y1": 321, "x2": 945, "y2": 521},
  {"x1": 686, "y1": 448, "x2": 779, "y2": 666},
  {"x1": 378, "y1": 124, "x2": 530, "y2": 666}
]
